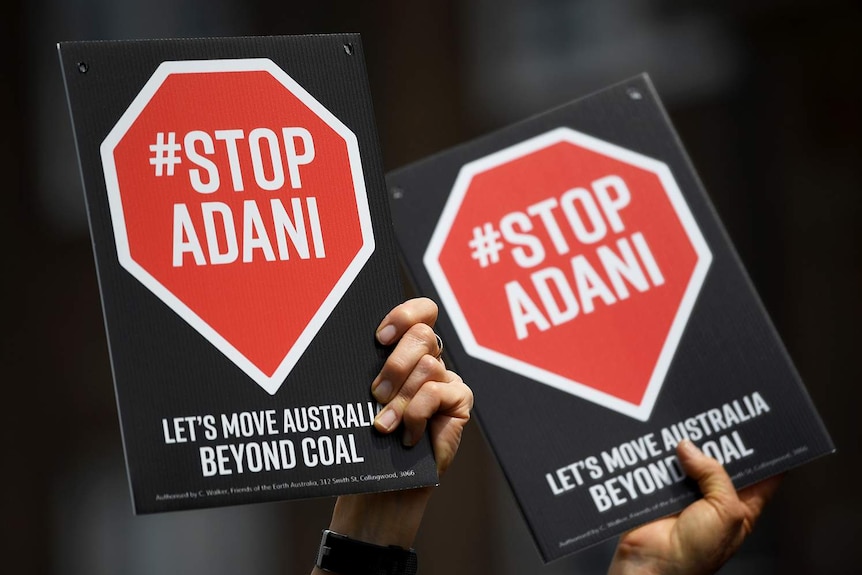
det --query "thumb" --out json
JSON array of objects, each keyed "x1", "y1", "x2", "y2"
[{"x1": 676, "y1": 439, "x2": 737, "y2": 504}]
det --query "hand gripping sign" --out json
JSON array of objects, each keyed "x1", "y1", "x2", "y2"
[
  {"x1": 100, "y1": 59, "x2": 374, "y2": 395},
  {"x1": 424, "y1": 128, "x2": 711, "y2": 420}
]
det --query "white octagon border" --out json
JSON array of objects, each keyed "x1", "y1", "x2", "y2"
[
  {"x1": 100, "y1": 58, "x2": 375, "y2": 395},
  {"x1": 424, "y1": 127, "x2": 712, "y2": 421}
]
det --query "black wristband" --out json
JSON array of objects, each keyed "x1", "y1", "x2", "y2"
[{"x1": 315, "y1": 529, "x2": 418, "y2": 575}]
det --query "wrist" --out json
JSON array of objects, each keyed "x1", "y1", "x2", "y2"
[{"x1": 328, "y1": 488, "x2": 433, "y2": 549}]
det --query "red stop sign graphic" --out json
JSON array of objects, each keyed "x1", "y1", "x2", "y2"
[
  {"x1": 425, "y1": 128, "x2": 711, "y2": 420},
  {"x1": 100, "y1": 59, "x2": 374, "y2": 394}
]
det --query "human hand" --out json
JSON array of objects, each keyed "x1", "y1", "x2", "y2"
[
  {"x1": 311, "y1": 298, "x2": 473, "y2": 575},
  {"x1": 370, "y1": 297, "x2": 473, "y2": 477},
  {"x1": 608, "y1": 439, "x2": 783, "y2": 575}
]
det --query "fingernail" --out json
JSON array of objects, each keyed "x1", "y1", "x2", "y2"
[
  {"x1": 678, "y1": 439, "x2": 699, "y2": 457},
  {"x1": 373, "y1": 379, "x2": 392, "y2": 402},
  {"x1": 377, "y1": 324, "x2": 397, "y2": 345},
  {"x1": 376, "y1": 409, "x2": 397, "y2": 431},
  {"x1": 402, "y1": 429, "x2": 414, "y2": 446}
]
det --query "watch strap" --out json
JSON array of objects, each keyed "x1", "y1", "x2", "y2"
[{"x1": 316, "y1": 529, "x2": 418, "y2": 575}]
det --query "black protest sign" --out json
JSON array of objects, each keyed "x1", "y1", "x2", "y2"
[
  {"x1": 387, "y1": 74, "x2": 834, "y2": 562},
  {"x1": 59, "y1": 35, "x2": 437, "y2": 514}
]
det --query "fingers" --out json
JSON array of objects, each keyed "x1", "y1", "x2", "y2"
[
  {"x1": 370, "y1": 299, "x2": 473, "y2": 477},
  {"x1": 427, "y1": 378, "x2": 473, "y2": 476},
  {"x1": 372, "y1": 320, "x2": 445, "y2": 401},
  {"x1": 401, "y1": 371, "x2": 473, "y2": 447},
  {"x1": 374, "y1": 352, "x2": 449, "y2": 434},
  {"x1": 372, "y1": 298, "x2": 446, "y2": 436},
  {"x1": 376, "y1": 297, "x2": 439, "y2": 346}
]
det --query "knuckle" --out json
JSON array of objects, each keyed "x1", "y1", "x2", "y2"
[
  {"x1": 403, "y1": 398, "x2": 434, "y2": 428},
  {"x1": 729, "y1": 501, "x2": 748, "y2": 526},
  {"x1": 417, "y1": 353, "x2": 445, "y2": 376},
  {"x1": 449, "y1": 372, "x2": 474, "y2": 406},
  {"x1": 405, "y1": 322, "x2": 436, "y2": 346},
  {"x1": 419, "y1": 380, "x2": 443, "y2": 397},
  {"x1": 402, "y1": 398, "x2": 425, "y2": 421},
  {"x1": 384, "y1": 353, "x2": 413, "y2": 377},
  {"x1": 418, "y1": 297, "x2": 438, "y2": 320},
  {"x1": 388, "y1": 393, "x2": 410, "y2": 415},
  {"x1": 398, "y1": 304, "x2": 419, "y2": 327},
  {"x1": 714, "y1": 498, "x2": 746, "y2": 532}
]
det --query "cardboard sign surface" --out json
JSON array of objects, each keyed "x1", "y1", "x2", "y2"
[
  {"x1": 59, "y1": 34, "x2": 437, "y2": 514},
  {"x1": 387, "y1": 74, "x2": 834, "y2": 562}
]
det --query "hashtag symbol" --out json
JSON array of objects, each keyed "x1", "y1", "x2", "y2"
[
  {"x1": 469, "y1": 222, "x2": 505, "y2": 268},
  {"x1": 149, "y1": 132, "x2": 182, "y2": 177}
]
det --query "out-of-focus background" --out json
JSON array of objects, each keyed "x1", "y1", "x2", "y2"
[{"x1": 2, "y1": 1, "x2": 859, "y2": 574}]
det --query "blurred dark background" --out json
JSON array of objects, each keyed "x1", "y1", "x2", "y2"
[{"x1": 2, "y1": 1, "x2": 859, "y2": 574}]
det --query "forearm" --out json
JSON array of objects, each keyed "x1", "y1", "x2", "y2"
[{"x1": 310, "y1": 488, "x2": 433, "y2": 574}]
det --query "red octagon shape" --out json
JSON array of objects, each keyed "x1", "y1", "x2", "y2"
[
  {"x1": 425, "y1": 128, "x2": 711, "y2": 420},
  {"x1": 100, "y1": 59, "x2": 374, "y2": 395}
]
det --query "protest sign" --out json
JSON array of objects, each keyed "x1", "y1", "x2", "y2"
[
  {"x1": 387, "y1": 74, "x2": 834, "y2": 562},
  {"x1": 59, "y1": 34, "x2": 437, "y2": 514}
]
